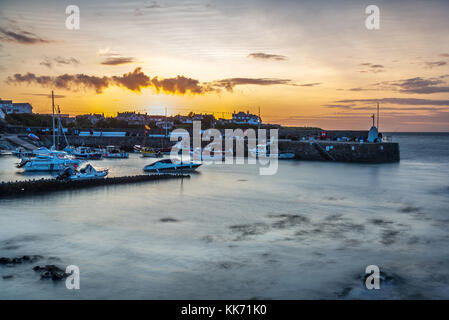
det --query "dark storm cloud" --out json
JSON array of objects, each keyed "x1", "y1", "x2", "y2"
[
  {"x1": 0, "y1": 27, "x2": 52, "y2": 44},
  {"x1": 247, "y1": 53, "x2": 287, "y2": 61}
]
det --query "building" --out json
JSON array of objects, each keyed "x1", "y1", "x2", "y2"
[
  {"x1": 0, "y1": 99, "x2": 33, "y2": 115},
  {"x1": 174, "y1": 115, "x2": 193, "y2": 124},
  {"x1": 87, "y1": 113, "x2": 105, "y2": 124},
  {"x1": 116, "y1": 112, "x2": 148, "y2": 125},
  {"x1": 231, "y1": 111, "x2": 261, "y2": 125}
]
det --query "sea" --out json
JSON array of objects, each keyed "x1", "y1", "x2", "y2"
[{"x1": 0, "y1": 132, "x2": 448, "y2": 299}]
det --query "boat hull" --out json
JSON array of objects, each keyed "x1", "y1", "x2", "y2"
[{"x1": 143, "y1": 163, "x2": 201, "y2": 173}]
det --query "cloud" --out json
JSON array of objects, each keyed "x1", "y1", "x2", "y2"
[
  {"x1": 7, "y1": 72, "x2": 110, "y2": 93},
  {"x1": 97, "y1": 48, "x2": 137, "y2": 66},
  {"x1": 97, "y1": 48, "x2": 121, "y2": 57},
  {"x1": 0, "y1": 27, "x2": 52, "y2": 44},
  {"x1": 40, "y1": 56, "x2": 80, "y2": 68},
  {"x1": 424, "y1": 61, "x2": 447, "y2": 68},
  {"x1": 145, "y1": 1, "x2": 162, "y2": 9},
  {"x1": 7, "y1": 68, "x2": 213, "y2": 95},
  {"x1": 248, "y1": 53, "x2": 287, "y2": 61},
  {"x1": 101, "y1": 57, "x2": 136, "y2": 65},
  {"x1": 21, "y1": 93, "x2": 66, "y2": 98},
  {"x1": 344, "y1": 76, "x2": 449, "y2": 94},
  {"x1": 392, "y1": 77, "x2": 449, "y2": 94},
  {"x1": 323, "y1": 104, "x2": 355, "y2": 109},
  {"x1": 295, "y1": 82, "x2": 321, "y2": 87},
  {"x1": 336, "y1": 98, "x2": 449, "y2": 106},
  {"x1": 358, "y1": 63, "x2": 385, "y2": 73},
  {"x1": 210, "y1": 77, "x2": 291, "y2": 92},
  {"x1": 6, "y1": 68, "x2": 294, "y2": 95}
]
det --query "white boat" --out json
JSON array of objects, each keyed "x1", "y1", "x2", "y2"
[
  {"x1": 103, "y1": 146, "x2": 129, "y2": 159},
  {"x1": 143, "y1": 159, "x2": 201, "y2": 173},
  {"x1": 33, "y1": 147, "x2": 68, "y2": 157},
  {"x1": 17, "y1": 154, "x2": 82, "y2": 172},
  {"x1": 57, "y1": 164, "x2": 108, "y2": 181},
  {"x1": 190, "y1": 146, "x2": 232, "y2": 162}
]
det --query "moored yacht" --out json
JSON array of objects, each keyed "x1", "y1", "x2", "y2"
[
  {"x1": 17, "y1": 153, "x2": 82, "y2": 172},
  {"x1": 143, "y1": 159, "x2": 201, "y2": 173},
  {"x1": 56, "y1": 163, "x2": 108, "y2": 180}
]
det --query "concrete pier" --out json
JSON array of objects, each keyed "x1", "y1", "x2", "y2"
[
  {"x1": 0, "y1": 174, "x2": 189, "y2": 198},
  {"x1": 278, "y1": 140, "x2": 400, "y2": 162}
]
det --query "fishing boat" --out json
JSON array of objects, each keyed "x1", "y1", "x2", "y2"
[
  {"x1": 56, "y1": 163, "x2": 108, "y2": 180},
  {"x1": 103, "y1": 146, "x2": 129, "y2": 159},
  {"x1": 72, "y1": 146, "x2": 103, "y2": 160},
  {"x1": 140, "y1": 147, "x2": 163, "y2": 158},
  {"x1": 143, "y1": 159, "x2": 201, "y2": 173},
  {"x1": 17, "y1": 154, "x2": 82, "y2": 172}
]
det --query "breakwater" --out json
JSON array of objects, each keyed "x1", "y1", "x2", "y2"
[
  {"x1": 0, "y1": 174, "x2": 189, "y2": 198},
  {"x1": 279, "y1": 141, "x2": 400, "y2": 162}
]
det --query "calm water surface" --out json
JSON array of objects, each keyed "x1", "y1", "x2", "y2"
[{"x1": 1, "y1": 133, "x2": 449, "y2": 299}]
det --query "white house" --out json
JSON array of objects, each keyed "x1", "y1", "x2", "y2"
[
  {"x1": 0, "y1": 99, "x2": 33, "y2": 114},
  {"x1": 231, "y1": 111, "x2": 261, "y2": 125}
]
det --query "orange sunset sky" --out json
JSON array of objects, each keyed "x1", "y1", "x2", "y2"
[{"x1": 1, "y1": 0, "x2": 449, "y2": 131}]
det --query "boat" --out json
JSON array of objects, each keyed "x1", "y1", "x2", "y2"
[
  {"x1": 143, "y1": 159, "x2": 201, "y2": 173},
  {"x1": 103, "y1": 146, "x2": 129, "y2": 159},
  {"x1": 32, "y1": 147, "x2": 68, "y2": 157},
  {"x1": 72, "y1": 146, "x2": 103, "y2": 160},
  {"x1": 278, "y1": 152, "x2": 296, "y2": 159},
  {"x1": 56, "y1": 163, "x2": 108, "y2": 181},
  {"x1": 11, "y1": 147, "x2": 34, "y2": 158},
  {"x1": 133, "y1": 145, "x2": 142, "y2": 153},
  {"x1": 190, "y1": 147, "x2": 231, "y2": 162},
  {"x1": 140, "y1": 147, "x2": 163, "y2": 158},
  {"x1": 17, "y1": 154, "x2": 82, "y2": 172}
]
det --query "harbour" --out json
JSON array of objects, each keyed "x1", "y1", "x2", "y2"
[{"x1": 0, "y1": 132, "x2": 448, "y2": 299}]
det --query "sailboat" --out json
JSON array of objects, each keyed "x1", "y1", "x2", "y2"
[{"x1": 17, "y1": 91, "x2": 82, "y2": 172}]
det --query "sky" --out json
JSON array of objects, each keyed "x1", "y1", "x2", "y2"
[{"x1": 0, "y1": 0, "x2": 448, "y2": 131}]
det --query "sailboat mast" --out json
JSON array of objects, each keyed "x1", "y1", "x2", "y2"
[
  {"x1": 377, "y1": 102, "x2": 380, "y2": 129},
  {"x1": 52, "y1": 90, "x2": 55, "y2": 149}
]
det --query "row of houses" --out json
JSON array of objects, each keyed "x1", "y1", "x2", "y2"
[
  {"x1": 0, "y1": 99, "x2": 33, "y2": 119},
  {"x1": 0, "y1": 97, "x2": 263, "y2": 127},
  {"x1": 111, "y1": 111, "x2": 262, "y2": 128}
]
